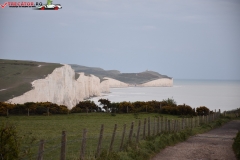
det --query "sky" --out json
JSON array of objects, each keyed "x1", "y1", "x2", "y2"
[{"x1": 0, "y1": 0, "x2": 240, "y2": 80}]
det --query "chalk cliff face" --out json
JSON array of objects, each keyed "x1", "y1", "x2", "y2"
[
  {"x1": 6, "y1": 64, "x2": 173, "y2": 109},
  {"x1": 103, "y1": 77, "x2": 129, "y2": 88},
  {"x1": 7, "y1": 65, "x2": 109, "y2": 109},
  {"x1": 137, "y1": 78, "x2": 173, "y2": 87},
  {"x1": 100, "y1": 79, "x2": 110, "y2": 93}
]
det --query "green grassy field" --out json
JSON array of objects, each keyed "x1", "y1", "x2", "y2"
[
  {"x1": 1, "y1": 113, "x2": 179, "y2": 160},
  {"x1": 0, "y1": 59, "x2": 62, "y2": 101}
]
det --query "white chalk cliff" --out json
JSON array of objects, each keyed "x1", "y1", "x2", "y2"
[
  {"x1": 6, "y1": 65, "x2": 173, "y2": 109},
  {"x1": 137, "y1": 78, "x2": 173, "y2": 87},
  {"x1": 103, "y1": 77, "x2": 129, "y2": 88},
  {"x1": 7, "y1": 65, "x2": 110, "y2": 109}
]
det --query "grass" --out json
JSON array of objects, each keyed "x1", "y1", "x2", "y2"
[
  {"x1": 1, "y1": 113, "x2": 231, "y2": 160},
  {"x1": 98, "y1": 116, "x2": 232, "y2": 160},
  {"x1": 0, "y1": 113, "x2": 179, "y2": 159},
  {"x1": 0, "y1": 59, "x2": 62, "y2": 101}
]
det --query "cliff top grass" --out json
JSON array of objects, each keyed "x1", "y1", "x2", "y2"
[
  {"x1": 0, "y1": 59, "x2": 62, "y2": 102},
  {"x1": 70, "y1": 64, "x2": 172, "y2": 84}
]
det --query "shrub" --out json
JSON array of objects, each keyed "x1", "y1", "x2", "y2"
[
  {"x1": 0, "y1": 102, "x2": 69, "y2": 115},
  {"x1": 233, "y1": 131, "x2": 240, "y2": 160},
  {"x1": 0, "y1": 122, "x2": 20, "y2": 159},
  {"x1": 196, "y1": 106, "x2": 210, "y2": 116}
]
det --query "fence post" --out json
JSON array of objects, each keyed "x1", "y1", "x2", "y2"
[
  {"x1": 143, "y1": 119, "x2": 146, "y2": 139},
  {"x1": 119, "y1": 124, "x2": 126, "y2": 151},
  {"x1": 177, "y1": 120, "x2": 181, "y2": 132},
  {"x1": 28, "y1": 108, "x2": 29, "y2": 116},
  {"x1": 197, "y1": 116, "x2": 199, "y2": 126},
  {"x1": 182, "y1": 118, "x2": 184, "y2": 129},
  {"x1": 47, "y1": 107, "x2": 49, "y2": 116},
  {"x1": 191, "y1": 118, "x2": 193, "y2": 129},
  {"x1": 174, "y1": 119, "x2": 178, "y2": 132},
  {"x1": 172, "y1": 120, "x2": 174, "y2": 132},
  {"x1": 60, "y1": 131, "x2": 66, "y2": 160},
  {"x1": 165, "y1": 117, "x2": 167, "y2": 131},
  {"x1": 168, "y1": 120, "x2": 171, "y2": 132},
  {"x1": 148, "y1": 117, "x2": 150, "y2": 137},
  {"x1": 157, "y1": 117, "x2": 160, "y2": 134},
  {"x1": 37, "y1": 140, "x2": 44, "y2": 160},
  {"x1": 96, "y1": 124, "x2": 104, "y2": 158},
  {"x1": 153, "y1": 118, "x2": 155, "y2": 136},
  {"x1": 161, "y1": 117, "x2": 163, "y2": 132},
  {"x1": 128, "y1": 122, "x2": 134, "y2": 143},
  {"x1": 136, "y1": 120, "x2": 141, "y2": 143},
  {"x1": 80, "y1": 129, "x2": 87, "y2": 160},
  {"x1": 109, "y1": 124, "x2": 117, "y2": 152},
  {"x1": 7, "y1": 109, "x2": 9, "y2": 117}
]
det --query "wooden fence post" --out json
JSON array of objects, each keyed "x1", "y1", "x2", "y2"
[
  {"x1": 128, "y1": 122, "x2": 134, "y2": 143},
  {"x1": 109, "y1": 124, "x2": 117, "y2": 152},
  {"x1": 174, "y1": 119, "x2": 177, "y2": 132},
  {"x1": 80, "y1": 129, "x2": 87, "y2": 160},
  {"x1": 197, "y1": 116, "x2": 199, "y2": 126},
  {"x1": 96, "y1": 124, "x2": 104, "y2": 158},
  {"x1": 190, "y1": 118, "x2": 193, "y2": 129},
  {"x1": 7, "y1": 109, "x2": 8, "y2": 117},
  {"x1": 148, "y1": 117, "x2": 150, "y2": 137},
  {"x1": 119, "y1": 124, "x2": 126, "y2": 151},
  {"x1": 60, "y1": 131, "x2": 66, "y2": 160},
  {"x1": 157, "y1": 117, "x2": 160, "y2": 134},
  {"x1": 168, "y1": 120, "x2": 170, "y2": 132},
  {"x1": 143, "y1": 119, "x2": 146, "y2": 139},
  {"x1": 47, "y1": 107, "x2": 49, "y2": 116},
  {"x1": 161, "y1": 117, "x2": 163, "y2": 132},
  {"x1": 28, "y1": 108, "x2": 29, "y2": 116},
  {"x1": 136, "y1": 120, "x2": 141, "y2": 143},
  {"x1": 153, "y1": 118, "x2": 155, "y2": 136},
  {"x1": 178, "y1": 120, "x2": 180, "y2": 132},
  {"x1": 165, "y1": 117, "x2": 167, "y2": 131},
  {"x1": 37, "y1": 140, "x2": 44, "y2": 160},
  {"x1": 182, "y1": 118, "x2": 184, "y2": 129}
]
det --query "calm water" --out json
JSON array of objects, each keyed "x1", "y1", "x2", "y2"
[{"x1": 91, "y1": 80, "x2": 240, "y2": 111}]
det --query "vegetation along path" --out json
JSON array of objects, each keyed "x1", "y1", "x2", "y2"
[{"x1": 151, "y1": 120, "x2": 240, "y2": 160}]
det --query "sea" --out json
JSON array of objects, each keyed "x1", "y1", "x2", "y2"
[{"x1": 90, "y1": 80, "x2": 240, "y2": 112}]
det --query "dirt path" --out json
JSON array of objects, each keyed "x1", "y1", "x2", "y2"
[{"x1": 151, "y1": 120, "x2": 240, "y2": 160}]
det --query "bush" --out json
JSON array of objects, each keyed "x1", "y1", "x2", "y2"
[
  {"x1": 196, "y1": 106, "x2": 210, "y2": 116},
  {"x1": 0, "y1": 102, "x2": 69, "y2": 115},
  {"x1": 233, "y1": 131, "x2": 240, "y2": 160},
  {"x1": 0, "y1": 122, "x2": 20, "y2": 159}
]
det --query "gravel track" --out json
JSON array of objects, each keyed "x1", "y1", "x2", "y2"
[{"x1": 151, "y1": 120, "x2": 240, "y2": 160}]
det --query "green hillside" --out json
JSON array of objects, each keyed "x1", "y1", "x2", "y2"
[
  {"x1": 0, "y1": 59, "x2": 62, "y2": 102},
  {"x1": 70, "y1": 64, "x2": 172, "y2": 84}
]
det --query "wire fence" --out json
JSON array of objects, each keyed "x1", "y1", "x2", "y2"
[{"x1": 21, "y1": 112, "x2": 222, "y2": 160}]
